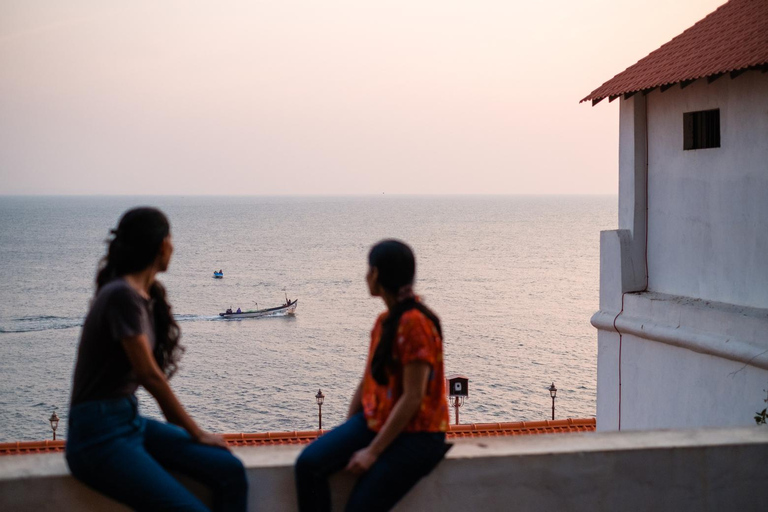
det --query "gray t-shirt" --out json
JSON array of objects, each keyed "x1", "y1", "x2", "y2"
[{"x1": 70, "y1": 279, "x2": 156, "y2": 406}]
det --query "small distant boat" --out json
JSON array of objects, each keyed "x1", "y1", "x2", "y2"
[
  {"x1": 213, "y1": 271, "x2": 224, "y2": 279},
  {"x1": 219, "y1": 300, "x2": 297, "y2": 319}
]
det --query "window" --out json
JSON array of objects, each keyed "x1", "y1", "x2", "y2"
[{"x1": 683, "y1": 109, "x2": 720, "y2": 150}]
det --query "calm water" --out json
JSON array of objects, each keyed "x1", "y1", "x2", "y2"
[{"x1": 0, "y1": 195, "x2": 616, "y2": 442}]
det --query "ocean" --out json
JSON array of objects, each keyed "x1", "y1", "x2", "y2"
[{"x1": 0, "y1": 195, "x2": 616, "y2": 442}]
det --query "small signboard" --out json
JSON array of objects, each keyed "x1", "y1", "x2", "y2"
[{"x1": 446, "y1": 374, "x2": 468, "y2": 397}]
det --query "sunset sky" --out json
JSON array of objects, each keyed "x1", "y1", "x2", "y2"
[{"x1": 0, "y1": 0, "x2": 725, "y2": 195}]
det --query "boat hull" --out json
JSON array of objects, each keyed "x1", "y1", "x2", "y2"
[{"x1": 219, "y1": 300, "x2": 297, "y2": 319}]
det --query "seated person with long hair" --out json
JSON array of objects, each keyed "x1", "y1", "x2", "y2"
[
  {"x1": 295, "y1": 239, "x2": 450, "y2": 512},
  {"x1": 66, "y1": 207, "x2": 248, "y2": 511}
]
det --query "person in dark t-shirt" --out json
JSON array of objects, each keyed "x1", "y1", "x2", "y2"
[
  {"x1": 66, "y1": 207, "x2": 247, "y2": 512},
  {"x1": 70, "y1": 279, "x2": 156, "y2": 405}
]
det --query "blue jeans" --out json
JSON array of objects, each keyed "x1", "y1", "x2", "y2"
[
  {"x1": 65, "y1": 396, "x2": 248, "y2": 512},
  {"x1": 295, "y1": 412, "x2": 450, "y2": 512}
]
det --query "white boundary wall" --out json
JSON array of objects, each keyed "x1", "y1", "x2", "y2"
[
  {"x1": 593, "y1": 71, "x2": 768, "y2": 431},
  {"x1": 2, "y1": 429, "x2": 768, "y2": 511}
]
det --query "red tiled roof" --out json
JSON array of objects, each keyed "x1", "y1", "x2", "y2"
[
  {"x1": 447, "y1": 418, "x2": 596, "y2": 438},
  {"x1": 0, "y1": 418, "x2": 596, "y2": 456},
  {"x1": 0, "y1": 440, "x2": 65, "y2": 456},
  {"x1": 223, "y1": 430, "x2": 323, "y2": 447},
  {"x1": 581, "y1": 0, "x2": 768, "y2": 105}
]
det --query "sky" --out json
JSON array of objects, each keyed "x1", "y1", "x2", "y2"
[{"x1": 0, "y1": 0, "x2": 726, "y2": 195}]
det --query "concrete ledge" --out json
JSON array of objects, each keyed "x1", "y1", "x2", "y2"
[
  {"x1": 3, "y1": 427, "x2": 768, "y2": 511},
  {"x1": 592, "y1": 290, "x2": 768, "y2": 370}
]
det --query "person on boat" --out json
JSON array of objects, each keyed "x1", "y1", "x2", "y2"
[
  {"x1": 295, "y1": 239, "x2": 450, "y2": 512},
  {"x1": 236, "y1": 307, "x2": 242, "y2": 314},
  {"x1": 226, "y1": 308, "x2": 233, "y2": 315},
  {"x1": 66, "y1": 207, "x2": 248, "y2": 511}
]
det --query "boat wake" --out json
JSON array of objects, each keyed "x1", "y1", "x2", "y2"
[
  {"x1": 174, "y1": 314, "x2": 221, "y2": 323},
  {"x1": 0, "y1": 315, "x2": 84, "y2": 334},
  {"x1": 0, "y1": 313, "x2": 236, "y2": 334}
]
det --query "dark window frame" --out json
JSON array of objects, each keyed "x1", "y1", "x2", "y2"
[{"x1": 683, "y1": 109, "x2": 720, "y2": 150}]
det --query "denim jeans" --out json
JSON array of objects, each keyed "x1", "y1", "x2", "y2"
[
  {"x1": 295, "y1": 412, "x2": 450, "y2": 512},
  {"x1": 65, "y1": 396, "x2": 247, "y2": 512}
]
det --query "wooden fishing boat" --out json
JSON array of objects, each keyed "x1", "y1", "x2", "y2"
[{"x1": 219, "y1": 299, "x2": 297, "y2": 319}]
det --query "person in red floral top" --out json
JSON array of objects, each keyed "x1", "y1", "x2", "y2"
[
  {"x1": 362, "y1": 306, "x2": 450, "y2": 434},
  {"x1": 295, "y1": 240, "x2": 450, "y2": 512}
]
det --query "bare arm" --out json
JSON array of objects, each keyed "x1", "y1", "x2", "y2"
[
  {"x1": 121, "y1": 334, "x2": 228, "y2": 449},
  {"x1": 345, "y1": 362, "x2": 430, "y2": 473}
]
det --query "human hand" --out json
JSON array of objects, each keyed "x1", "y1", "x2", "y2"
[
  {"x1": 345, "y1": 447, "x2": 378, "y2": 474},
  {"x1": 194, "y1": 431, "x2": 230, "y2": 450}
]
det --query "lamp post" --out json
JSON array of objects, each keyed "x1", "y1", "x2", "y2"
[
  {"x1": 548, "y1": 383, "x2": 557, "y2": 421},
  {"x1": 315, "y1": 389, "x2": 325, "y2": 430},
  {"x1": 452, "y1": 396, "x2": 465, "y2": 425},
  {"x1": 49, "y1": 411, "x2": 59, "y2": 441}
]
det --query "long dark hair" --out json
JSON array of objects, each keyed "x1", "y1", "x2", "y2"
[
  {"x1": 369, "y1": 240, "x2": 442, "y2": 385},
  {"x1": 96, "y1": 207, "x2": 183, "y2": 378}
]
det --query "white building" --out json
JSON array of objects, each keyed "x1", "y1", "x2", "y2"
[{"x1": 583, "y1": 0, "x2": 768, "y2": 431}]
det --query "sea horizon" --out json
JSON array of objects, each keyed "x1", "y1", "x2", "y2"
[
  {"x1": 0, "y1": 195, "x2": 615, "y2": 441},
  {"x1": 0, "y1": 193, "x2": 618, "y2": 198}
]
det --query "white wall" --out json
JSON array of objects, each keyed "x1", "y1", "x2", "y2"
[
  {"x1": 3, "y1": 429, "x2": 768, "y2": 512},
  {"x1": 614, "y1": 334, "x2": 767, "y2": 430},
  {"x1": 647, "y1": 72, "x2": 768, "y2": 309},
  {"x1": 594, "y1": 71, "x2": 768, "y2": 431},
  {"x1": 594, "y1": 289, "x2": 768, "y2": 430}
]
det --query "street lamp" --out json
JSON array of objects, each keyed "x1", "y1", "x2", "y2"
[
  {"x1": 548, "y1": 383, "x2": 557, "y2": 421},
  {"x1": 49, "y1": 411, "x2": 59, "y2": 440},
  {"x1": 451, "y1": 395, "x2": 465, "y2": 425},
  {"x1": 315, "y1": 389, "x2": 325, "y2": 430}
]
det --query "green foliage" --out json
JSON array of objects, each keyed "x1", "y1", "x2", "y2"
[{"x1": 755, "y1": 389, "x2": 768, "y2": 425}]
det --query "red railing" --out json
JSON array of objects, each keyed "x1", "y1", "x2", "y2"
[{"x1": 0, "y1": 418, "x2": 596, "y2": 455}]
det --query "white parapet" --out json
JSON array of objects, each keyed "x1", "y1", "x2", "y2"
[{"x1": 2, "y1": 427, "x2": 768, "y2": 511}]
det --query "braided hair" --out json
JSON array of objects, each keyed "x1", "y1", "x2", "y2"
[
  {"x1": 96, "y1": 207, "x2": 183, "y2": 378},
  {"x1": 369, "y1": 240, "x2": 441, "y2": 385}
]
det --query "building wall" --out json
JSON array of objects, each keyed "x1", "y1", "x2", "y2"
[
  {"x1": 594, "y1": 288, "x2": 768, "y2": 431},
  {"x1": 647, "y1": 72, "x2": 768, "y2": 308},
  {"x1": 607, "y1": 331, "x2": 768, "y2": 430},
  {"x1": 594, "y1": 72, "x2": 768, "y2": 431}
]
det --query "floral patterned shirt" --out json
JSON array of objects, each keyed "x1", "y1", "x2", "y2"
[{"x1": 361, "y1": 306, "x2": 449, "y2": 433}]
